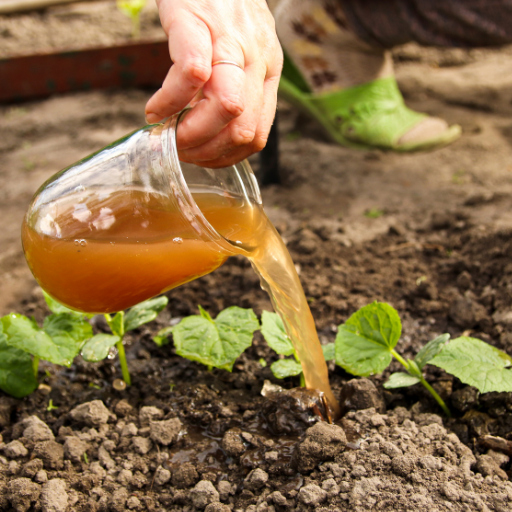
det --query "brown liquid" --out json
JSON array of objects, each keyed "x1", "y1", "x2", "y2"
[{"x1": 22, "y1": 187, "x2": 339, "y2": 414}]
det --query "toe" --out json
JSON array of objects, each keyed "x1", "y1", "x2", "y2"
[{"x1": 397, "y1": 117, "x2": 450, "y2": 146}]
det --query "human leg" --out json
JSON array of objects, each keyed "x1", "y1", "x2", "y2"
[{"x1": 274, "y1": 0, "x2": 461, "y2": 151}]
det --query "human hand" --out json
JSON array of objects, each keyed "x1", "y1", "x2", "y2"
[{"x1": 145, "y1": 0, "x2": 283, "y2": 168}]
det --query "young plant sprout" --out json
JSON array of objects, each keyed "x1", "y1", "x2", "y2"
[
  {"x1": 334, "y1": 302, "x2": 451, "y2": 416},
  {"x1": 117, "y1": 0, "x2": 147, "y2": 39},
  {"x1": 334, "y1": 302, "x2": 512, "y2": 416},
  {"x1": 154, "y1": 306, "x2": 259, "y2": 371},
  {"x1": 81, "y1": 296, "x2": 168, "y2": 386},
  {"x1": 155, "y1": 307, "x2": 335, "y2": 385},
  {"x1": 47, "y1": 399, "x2": 58, "y2": 412},
  {"x1": 0, "y1": 290, "x2": 167, "y2": 397},
  {"x1": 0, "y1": 292, "x2": 93, "y2": 398}
]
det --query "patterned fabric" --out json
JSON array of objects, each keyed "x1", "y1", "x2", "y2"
[
  {"x1": 339, "y1": 0, "x2": 512, "y2": 48},
  {"x1": 275, "y1": 0, "x2": 393, "y2": 92}
]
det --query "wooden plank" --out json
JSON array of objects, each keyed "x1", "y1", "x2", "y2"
[
  {"x1": 0, "y1": 0, "x2": 97, "y2": 15},
  {"x1": 0, "y1": 40, "x2": 171, "y2": 103}
]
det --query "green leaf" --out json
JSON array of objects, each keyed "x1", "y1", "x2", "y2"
[
  {"x1": 322, "y1": 342, "x2": 335, "y2": 361},
  {"x1": 43, "y1": 313, "x2": 93, "y2": 343},
  {"x1": 153, "y1": 326, "x2": 173, "y2": 347},
  {"x1": 43, "y1": 313, "x2": 92, "y2": 364},
  {"x1": 271, "y1": 359, "x2": 303, "y2": 379},
  {"x1": 405, "y1": 359, "x2": 421, "y2": 378},
  {"x1": 198, "y1": 305, "x2": 213, "y2": 322},
  {"x1": 173, "y1": 306, "x2": 259, "y2": 371},
  {"x1": 261, "y1": 311, "x2": 294, "y2": 356},
  {"x1": 124, "y1": 296, "x2": 168, "y2": 332},
  {"x1": 42, "y1": 290, "x2": 94, "y2": 319},
  {"x1": 0, "y1": 326, "x2": 38, "y2": 398},
  {"x1": 384, "y1": 372, "x2": 421, "y2": 389},
  {"x1": 81, "y1": 334, "x2": 121, "y2": 362},
  {"x1": 335, "y1": 302, "x2": 401, "y2": 377},
  {"x1": 415, "y1": 334, "x2": 450, "y2": 369},
  {"x1": 106, "y1": 312, "x2": 125, "y2": 338},
  {"x1": 430, "y1": 336, "x2": 512, "y2": 393},
  {"x1": 2, "y1": 313, "x2": 78, "y2": 366}
]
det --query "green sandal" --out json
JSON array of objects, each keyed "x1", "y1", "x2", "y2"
[{"x1": 279, "y1": 53, "x2": 461, "y2": 152}]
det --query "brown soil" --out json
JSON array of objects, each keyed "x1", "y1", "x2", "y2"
[
  {"x1": 0, "y1": 0, "x2": 166, "y2": 58},
  {"x1": 2, "y1": 3, "x2": 512, "y2": 512}
]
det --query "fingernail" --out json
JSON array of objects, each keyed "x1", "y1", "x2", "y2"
[{"x1": 145, "y1": 112, "x2": 161, "y2": 124}]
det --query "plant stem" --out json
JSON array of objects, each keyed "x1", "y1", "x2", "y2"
[
  {"x1": 115, "y1": 339, "x2": 131, "y2": 386},
  {"x1": 32, "y1": 356, "x2": 40, "y2": 379},
  {"x1": 391, "y1": 349, "x2": 451, "y2": 417},
  {"x1": 390, "y1": 349, "x2": 409, "y2": 370},
  {"x1": 418, "y1": 375, "x2": 451, "y2": 417}
]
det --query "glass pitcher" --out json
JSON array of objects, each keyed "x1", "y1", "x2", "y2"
[{"x1": 22, "y1": 112, "x2": 266, "y2": 314}]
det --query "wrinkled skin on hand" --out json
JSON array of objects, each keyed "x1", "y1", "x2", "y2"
[{"x1": 146, "y1": 0, "x2": 283, "y2": 168}]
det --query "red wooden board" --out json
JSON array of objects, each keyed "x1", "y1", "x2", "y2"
[{"x1": 0, "y1": 40, "x2": 171, "y2": 103}]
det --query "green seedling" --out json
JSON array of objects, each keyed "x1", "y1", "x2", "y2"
[
  {"x1": 153, "y1": 325, "x2": 173, "y2": 347},
  {"x1": 22, "y1": 157, "x2": 36, "y2": 172},
  {"x1": 335, "y1": 302, "x2": 512, "y2": 416},
  {"x1": 153, "y1": 305, "x2": 259, "y2": 371},
  {"x1": 365, "y1": 208, "x2": 384, "y2": 219},
  {"x1": 81, "y1": 296, "x2": 169, "y2": 386},
  {"x1": 155, "y1": 307, "x2": 335, "y2": 384},
  {"x1": 0, "y1": 292, "x2": 94, "y2": 398},
  {"x1": 47, "y1": 399, "x2": 58, "y2": 412},
  {"x1": 261, "y1": 311, "x2": 334, "y2": 387},
  {"x1": 83, "y1": 453, "x2": 89, "y2": 465},
  {"x1": 452, "y1": 169, "x2": 467, "y2": 184},
  {"x1": 117, "y1": 0, "x2": 147, "y2": 39},
  {"x1": 0, "y1": 290, "x2": 167, "y2": 398}
]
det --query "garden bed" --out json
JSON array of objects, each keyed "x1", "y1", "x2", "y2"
[
  {"x1": 2, "y1": 218, "x2": 512, "y2": 511},
  {"x1": 2, "y1": 3, "x2": 512, "y2": 511}
]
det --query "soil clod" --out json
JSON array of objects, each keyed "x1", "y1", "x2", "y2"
[{"x1": 339, "y1": 378, "x2": 386, "y2": 415}]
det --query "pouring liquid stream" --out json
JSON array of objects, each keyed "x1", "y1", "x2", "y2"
[{"x1": 22, "y1": 186, "x2": 339, "y2": 416}]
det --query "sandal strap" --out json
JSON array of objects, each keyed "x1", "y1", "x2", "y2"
[{"x1": 309, "y1": 78, "x2": 427, "y2": 149}]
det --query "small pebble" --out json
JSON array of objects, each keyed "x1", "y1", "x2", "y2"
[
  {"x1": 37, "y1": 384, "x2": 52, "y2": 395},
  {"x1": 113, "y1": 379, "x2": 127, "y2": 391},
  {"x1": 3, "y1": 440, "x2": 28, "y2": 458},
  {"x1": 154, "y1": 465, "x2": 171, "y2": 485},
  {"x1": 35, "y1": 470, "x2": 48, "y2": 484},
  {"x1": 121, "y1": 423, "x2": 138, "y2": 437},
  {"x1": 127, "y1": 496, "x2": 141, "y2": 509}
]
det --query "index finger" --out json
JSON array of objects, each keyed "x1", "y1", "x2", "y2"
[{"x1": 145, "y1": 13, "x2": 213, "y2": 123}]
